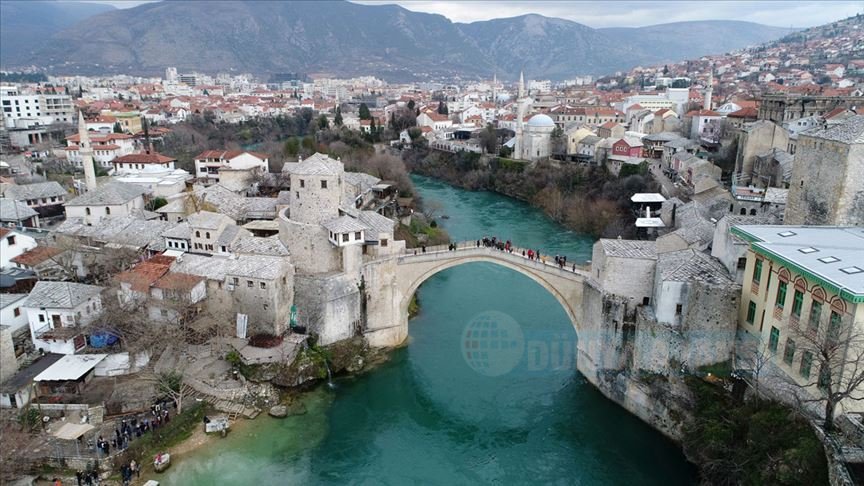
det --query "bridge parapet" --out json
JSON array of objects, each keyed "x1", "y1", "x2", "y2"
[{"x1": 398, "y1": 241, "x2": 591, "y2": 280}]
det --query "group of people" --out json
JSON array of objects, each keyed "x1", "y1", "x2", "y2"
[
  {"x1": 119, "y1": 459, "x2": 140, "y2": 486},
  {"x1": 72, "y1": 468, "x2": 101, "y2": 486},
  {"x1": 412, "y1": 236, "x2": 580, "y2": 273}
]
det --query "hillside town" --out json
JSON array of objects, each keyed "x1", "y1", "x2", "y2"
[{"x1": 0, "y1": 8, "x2": 863, "y2": 486}]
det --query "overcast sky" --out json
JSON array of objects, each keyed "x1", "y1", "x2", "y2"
[{"x1": 82, "y1": 0, "x2": 862, "y2": 28}]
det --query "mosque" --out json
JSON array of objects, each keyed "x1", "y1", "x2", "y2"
[{"x1": 511, "y1": 71, "x2": 555, "y2": 162}]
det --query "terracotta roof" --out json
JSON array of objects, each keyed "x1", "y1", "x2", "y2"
[
  {"x1": 686, "y1": 109, "x2": 721, "y2": 117},
  {"x1": 727, "y1": 107, "x2": 758, "y2": 118},
  {"x1": 112, "y1": 152, "x2": 176, "y2": 164},
  {"x1": 10, "y1": 246, "x2": 64, "y2": 267},
  {"x1": 116, "y1": 260, "x2": 171, "y2": 293},
  {"x1": 600, "y1": 121, "x2": 620, "y2": 129},
  {"x1": 153, "y1": 272, "x2": 203, "y2": 291}
]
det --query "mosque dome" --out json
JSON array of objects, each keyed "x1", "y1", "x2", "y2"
[{"x1": 527, "y1": 113, "x2": 555, "y2": 128}]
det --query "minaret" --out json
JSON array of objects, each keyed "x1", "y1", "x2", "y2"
[
  {"x1": 703, "y1": 69, "x2": 713, "y2": 111},
  {"x1": 492, "y1": 73, "x2": 497, "y2": 105},
  {"x1": 518, "y1": 71, "x2": 525, "y2": 100},
  {"x1": 78, "y1": 112, "x2": 97, "y2": 191}
]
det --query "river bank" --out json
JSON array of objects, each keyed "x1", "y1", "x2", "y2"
[{"x1": 403, "y1": 148, "x2": 658, "y2": 239}]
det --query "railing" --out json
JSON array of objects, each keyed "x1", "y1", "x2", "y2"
[{"x1": 398, "y1": 241, "x2": 590, "y2": 279}]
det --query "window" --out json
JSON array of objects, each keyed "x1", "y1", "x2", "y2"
[
  {"x1": 776, "y1": 281, "x2": 787, "y2": 309},
  {"x1": 13, "y1": 307, "x2": 20, "y2": 317},
  {"x1": 247, "y1": 280, "x2": 253, "y2": 288},
  {"x1": 205, "y1": 232, "x2": 210, "y2": 239},
  {"x1": 675, "y1": 304, "x2": 683, "y2": 316},
  {"x1": 828, "y1": 311, "x2": 842, "y2": 344},
  {"x1": 300, "y1": 179, "x2": 305, "y2": 188},
  {"x1": 381, "y1": 238, "x2": 388, "y2": 247},
  {"x1": 196, "y1": 231, "x2": 200, "y2": 238},
  {"x1": 85, "y1": 207, "x2": 91, "y2": 216},
  {"x1": 753, "y1": 259, "x2": 762, "y2": 284},
  {"x1": 39, "y1": 314, "x2": 45, "y2": 322},
  {"x1": 769, "y1": 326, "x2": 779, "y2": 352},
  {"x1": 260, "y1": 282, "x2": 266, "y2": 289},
  {"x1": 321, "y1": 180, "x2": 328, "y2": 189},
  {"x1": 783, "y1": 339, "x2": 796, "y2": 365},
  {"x1": 737, "y1": 257, "x2": 747, "y2": 270},
  {"x1": 342, "y1": 233, "x2": 349, "y2": 242},
  {"x1": 6, "y1": 235, "x2": 15, "y2": 246},
  {"x1": 221, "y1": 246, "x2": 227, "y2": 252},
  {"x1": 105, "y1": 207, "x2": 111, "y2": 215},
  {"x1": 791, "y1": 290, "x2": 804, "y2": 317},
  {"x1": 232, "y1": 277, "x2": 239, "y2": 285},
  {"x1": 746, "y1": 301, "x2": 756, "y2": 324},
  {"x1": 808, "y1": 301, "x2": 822, "y2": 334},
  {"x1": 355, "y1": 231, "x2": 361, "y2": 240},
  {"x1": 800, "y1": 351, "x2": 813, "y2": 379}
]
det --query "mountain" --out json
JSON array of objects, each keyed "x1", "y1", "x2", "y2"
[
  {"x1": 599, "y1": 21, "x2": 794, "y2": 65},
  {"x1": 2, "y1": 0, "x2": 794, "y2": 80},
  {"x1": 458, "y1": 14, "x2": 647, "y2": 80},
  {"x1": 0, "y1": 0, "x2": 116, "y2": 65}
]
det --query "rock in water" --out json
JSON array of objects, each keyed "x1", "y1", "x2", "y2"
[{"x1": 268, "y1": 405, "x2": 288, "y2": 418}]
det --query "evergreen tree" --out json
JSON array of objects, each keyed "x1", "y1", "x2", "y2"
[
  {"x1": 334, "y1": 107, "x2": 343, "y2": 126},
  {"x1": 359, "y1": 103, "x2": 371, "y2": 120},
  {"x1": 407, "y1": 100, "x2": 415, "y2": 111},
  {"x1": 113, "y1": 122, "x2": 123, "y2": 133},
  {"x1": 389, "y1": 112, "x2": 396, "y2": 130},
  {"x1": 437, "y1": 101, "x2": 448, "y2": 115},
  {"x1": 317, "y1": 114, "x2": 329, "y2": 130}
]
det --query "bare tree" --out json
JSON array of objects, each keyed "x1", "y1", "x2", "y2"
[
  {"x1": 787, "y1": 313, "x2": 864, "y2": 431},
  {"x1": 734, "y1": 333, "x2": 774, "y2": 398},
  {"x1": 421, "y1": 200, "x2": 444, "y2": 221},
  {"x1": 146, "y1": 370, "x2": 188, "y2": 414}
]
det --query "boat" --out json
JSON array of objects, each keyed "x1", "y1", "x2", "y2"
[{"x1": 153, "y1": 452, "x2": 171, "y2": 472}]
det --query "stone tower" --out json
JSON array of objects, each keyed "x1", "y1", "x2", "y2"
[
  {"x1": 785, "y1": 115, "x2": 864, "y2": 226},
  {"x1": 288, "y1": 153, "x2": 344, "y2": 225},
  {"x1": 78, "y1": 111, "x2": 97, "y2": 191}
]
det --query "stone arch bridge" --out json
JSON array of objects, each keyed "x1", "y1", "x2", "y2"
[{"x1": 362, "y1": 241, "x2": 591, "y2": 348}]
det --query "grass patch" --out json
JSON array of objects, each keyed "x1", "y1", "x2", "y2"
[{"x1": 121, "y1": 402, "x2": 208, "y2": 466}]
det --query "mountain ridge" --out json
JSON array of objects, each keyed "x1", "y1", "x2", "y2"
[{"x1": 0, "y1": 0, "x2": 794, "y2": 80}]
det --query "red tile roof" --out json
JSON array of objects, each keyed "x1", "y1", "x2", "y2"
[
  {"x1": 727, "y1": 107, "x2": 758, "y2": 119},
  {"x1": 116, "y1": 260, "x2": 171, "y2": 293},
  {"x1": 10, "y1": 246, "x2": 64, "y2": 267},
  {"x1": 153, "y1": 272, "x2": 203, "y2": 291}
]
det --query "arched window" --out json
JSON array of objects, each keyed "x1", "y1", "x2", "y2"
[
  {"x1": 85, "y1": 207, "x2": 91, "y2": 216},
  {"x1": 205, "y1": 232, "x2": 211, "y2": 239},
  {"x1": 750, "y1": 208, "x2": 757, "y2": 216},
  {"x1": 740, "y1": 208, "x2": 746, "y2": 215},
  {"x1": 195, "y1": 231, "x2": 200, "y2": 238},
  {"x1": 105, "y1": 207, "x2": 111, "y2": 215}
]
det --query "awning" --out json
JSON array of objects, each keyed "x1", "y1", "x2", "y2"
[{"x1": 52, "y1": 422, "x2": 95, "y2": 440}]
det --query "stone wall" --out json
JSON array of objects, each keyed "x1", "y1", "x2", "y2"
[
  {"x1": 294, "y1": 273, "x2": 361, "y2": 346},
  {"x1": 0, "y1": 326, "x2": 18, "y2": 383},
  {"x1": 786, "y1": 136, "x2": 864, "y2": 226},
  {"x1": 279, "y1": 215, "x2": 342, "y2": 275}
]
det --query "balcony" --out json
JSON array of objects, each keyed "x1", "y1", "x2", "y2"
[{"x1": 33, "y1": 323, "x2": 82, "y2": 341}]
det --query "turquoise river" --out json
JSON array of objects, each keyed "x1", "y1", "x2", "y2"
[{"x1": 162, "y1": 175, "x2": 697, "y2": 485}]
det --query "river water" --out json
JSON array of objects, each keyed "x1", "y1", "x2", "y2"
[{"x1": 162, "y1": 175, "x2": 696, "y2": 485}]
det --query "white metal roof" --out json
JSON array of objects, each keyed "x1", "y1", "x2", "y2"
[
  {"x1": 34, "y1": 354, "x2": 107, "y2": 382},
  {"x1": 631, "y1": 193, "x2": 667, "y2": 203}
]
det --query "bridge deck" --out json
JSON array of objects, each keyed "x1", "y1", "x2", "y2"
[{"x1": 397, "y1": 241, "x2": 590, "y2": 280}]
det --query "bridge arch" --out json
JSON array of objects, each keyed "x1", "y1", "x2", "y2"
[{"x1": 394, "y1": 247, "x2": 587, "y2": 337}]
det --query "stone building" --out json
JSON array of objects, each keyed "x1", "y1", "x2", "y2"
[
  {"x1": 758, "y1": 93, "x2": 864, "y2": 123},
  {"x1": 734, "y1": 120, "x2": 790, "y2": 186},
  {"x1": 63, "y1": 182, "x2": 147, "y2": 226},
  {"x1": 784, "y1": 115, "x2": 864, "y2": 226},
  {"x1": 22, "y1": 281, "x2": 103, "y2": 355}
]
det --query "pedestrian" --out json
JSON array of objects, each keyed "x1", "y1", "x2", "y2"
[{"x1": 76, "y1": 470, "x2": 83, "y2": 486}]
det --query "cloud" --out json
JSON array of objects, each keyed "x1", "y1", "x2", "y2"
[{"x1": 352, "y1": 1, "x2": 863, "y2": 28}]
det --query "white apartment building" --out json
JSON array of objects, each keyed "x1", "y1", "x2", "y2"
[{"x1": 1, "y1": 86, "x2": 74, "y2": 128}]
